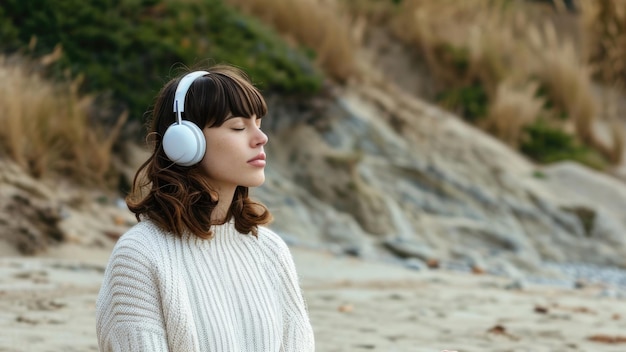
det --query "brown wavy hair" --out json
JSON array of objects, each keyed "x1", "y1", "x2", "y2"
[{"x1": 127, "y1": 65, "x2": 272, "y2": 238}]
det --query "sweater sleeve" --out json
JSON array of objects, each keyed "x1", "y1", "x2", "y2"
[
  {"x1": 96, "y1": 235, "x2": 169, "y2": 352},
  {"x1": 274, "y1": 239, "x2": 315, "y2": 352}
]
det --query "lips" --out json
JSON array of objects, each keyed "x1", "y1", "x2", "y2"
[{"x1": 247, "y1": 152, "x2": 266, "y2": 167}]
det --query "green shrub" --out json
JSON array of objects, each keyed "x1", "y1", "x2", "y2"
[
  {"x1": 520, "y1": 119, "x2": 607, "y2": 170},
  {"x1": 437, "y1": 82, "x2": 489, "y2": 122},
  {"x1": 0, "y1": 0, "x2": 322, "y2": 121},
  {"x1": 436, "y1": 43, "x2": 470, "y2": 76},
  {"x1": 533, "y1": 81, "x2": 569, "y2": 120}
]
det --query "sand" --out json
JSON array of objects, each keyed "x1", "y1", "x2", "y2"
[{"x1": 1, "y1": 245, "x2": 625, "y2": 352}]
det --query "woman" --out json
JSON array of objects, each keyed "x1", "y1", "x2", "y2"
[{"x1": 96, "y1": 65, "x2": 315, "y2": 351}]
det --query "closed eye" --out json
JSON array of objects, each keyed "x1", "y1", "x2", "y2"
[{"x1": 232, "y1": 128, "x2": 245, "y2": 131}]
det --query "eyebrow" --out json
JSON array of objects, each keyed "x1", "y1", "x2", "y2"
[{"x1": 225, "y1": 114, "x2": 261, "y2": 121}]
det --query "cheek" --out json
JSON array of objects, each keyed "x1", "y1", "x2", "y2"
[
  {"x1": 201, "y1": 136, "x2": 236, "y2": 169},
  {"x1": 207, "y1": 135, "x2": 235, "y2": 156}
]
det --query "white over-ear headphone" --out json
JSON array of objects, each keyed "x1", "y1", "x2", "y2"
[{"x1": 162, "y1": 71, "x2": 210, "y2": 166}]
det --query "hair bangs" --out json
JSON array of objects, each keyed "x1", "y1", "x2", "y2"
[
  {"x1": 207, "y1": 66, "x2": 267, "y2": 125},
  {"x1": 189, "y1": 67, "x2": 267, "y2": 128},
  {"x1": 223, "y1": 78, "x2": 268, "y2": 121}
]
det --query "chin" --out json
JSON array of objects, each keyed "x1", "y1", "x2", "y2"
[{"x1": 243, "y1": 175, "x2": 265, "y2": 188}]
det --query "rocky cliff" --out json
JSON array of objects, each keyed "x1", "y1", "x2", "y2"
[
  {"x1": 2, "y1": 73, "x2": 626, "y2": 281},
  {"x1": 257, "y1": 77, "x2": 626, "y2": 277}
]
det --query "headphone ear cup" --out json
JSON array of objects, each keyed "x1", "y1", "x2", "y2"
[{"x1": 162, "y1": 121, "x2": 206, "y2": 166}]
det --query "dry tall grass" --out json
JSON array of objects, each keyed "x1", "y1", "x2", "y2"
[
  {"x1": 390, "y1": 0, "x2": 517, "y2": 94},
  {"x1": 578, "y1": 0, "x2": 626, "y2": 163},
  {"x1": 0, "y1": 55, "x2": 126, "y2": 185},
  {"x1": 581, "y1": 0, "x2": 626, "y2": 89},
  {"x1": 223, "y1": 0, "x2": 625, "y2": 165},
  {"x1": 526, "y1": 23, "x2": 591, "y2": 129},
  {"x1": 226, "y1": 0, "x2": 358, "y2": 82},
  {"x1": 377, "y1": 0, "x2": 624, "y2": 165},
  {"x1": 481, "y1": 81, "x2": 544, "y2": 147}
]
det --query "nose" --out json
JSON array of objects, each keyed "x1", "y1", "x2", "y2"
[{"x1": 253, "y1": 126, "x2": 268, "y2": 147}]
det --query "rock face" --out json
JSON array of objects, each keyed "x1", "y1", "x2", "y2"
[
  {"x1": 0, "y1": 161, "x2": 64, "y2": 254},
  {"x1": 256, "y1": 81, "x2": 626, "y2": 273},
  {"x1": 0, "y1": 158, "x2": 134, "y2": 256}
]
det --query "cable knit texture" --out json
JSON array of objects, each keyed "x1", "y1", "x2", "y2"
[{"x1": 96, "y1": 220, "x2": 314, "y2": 352}]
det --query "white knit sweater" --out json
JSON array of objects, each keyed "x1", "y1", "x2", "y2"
[{"x1": 96, "y1": 220, "x2": 314, "y2": 352}]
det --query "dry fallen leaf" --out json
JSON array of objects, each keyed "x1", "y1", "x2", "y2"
[
  {"x1": 487, "y1": 324, "x2": 519, "y2": 341},
  {"x1": 471, "y1": 266, "x2": 485, "y2": 275},
  {"x1": 104, "y1": 231, "x2": 122, "y2": 240},
  {"x1": 588, "y1": 334, "x2": 626, "y2": 344},
  {"x1": 426, "y1": 259, "x2": 439, "y2": 269},
  {"x1": 488, "y1": 325, "x2": 506, "y2": 334},
  {"x1": 338, "y1": 304, "x2": 353, "y2": 313},
  {"x1": 113, "y1": 215, "x2": 126, "y2": 226}
]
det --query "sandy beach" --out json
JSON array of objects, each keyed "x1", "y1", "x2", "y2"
[{"x1": 1, "y1": 244, "x2": 625, "y2": 352}]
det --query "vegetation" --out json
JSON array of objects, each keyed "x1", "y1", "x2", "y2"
[
  {"x1": 520, "y1": 119, "x2": 607, "y2": 170},
  {"x1": 0, "y1": 0, "x2": 325, "y2": 185},
  {"x1": 437, "y1": 83, "x2": 489, "y2": 122},
  {"x1": 337, "y1": 0, "x2": 624, "y2": 169},
  {"x1": 226, "y1": 0, "x2": 358, "y2": 82},
  {"x1": 0, "y1": 0, "x2": 323, "y2": 121},
  {"x1": 0, "y1": 56, "x2": 124, "y2": 185},
  {"x1": 1, "y1": 0, "x2": 625, "y2": 185},
  {"x1": 581, "y1": 0, "x2": 626, "y2": 89}
]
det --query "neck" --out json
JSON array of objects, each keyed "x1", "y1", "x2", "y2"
[{"x1": 211, "y1": 186, "x2": 236, "y2": 223}]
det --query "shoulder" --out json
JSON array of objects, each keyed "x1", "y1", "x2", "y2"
[
  {"x1": 99, "y1": 222, "x2": 169, "y2": 295},
  {"x1": 256, "y1": 226, "x2": 297, "y2": 267},
  {"x1": 256, "y1": 226, "x2": 290, "y2": 252},
  {"x1": 109, "y1": 220, "x2": 171, "y2": 264},
  {"x1": 117, "y1": 220, "x2": 168, "y2": 246}
]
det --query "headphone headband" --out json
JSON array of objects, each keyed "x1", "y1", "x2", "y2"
[{"x1": 173, "y1": 71, "x2": 210, "y2": 124}]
